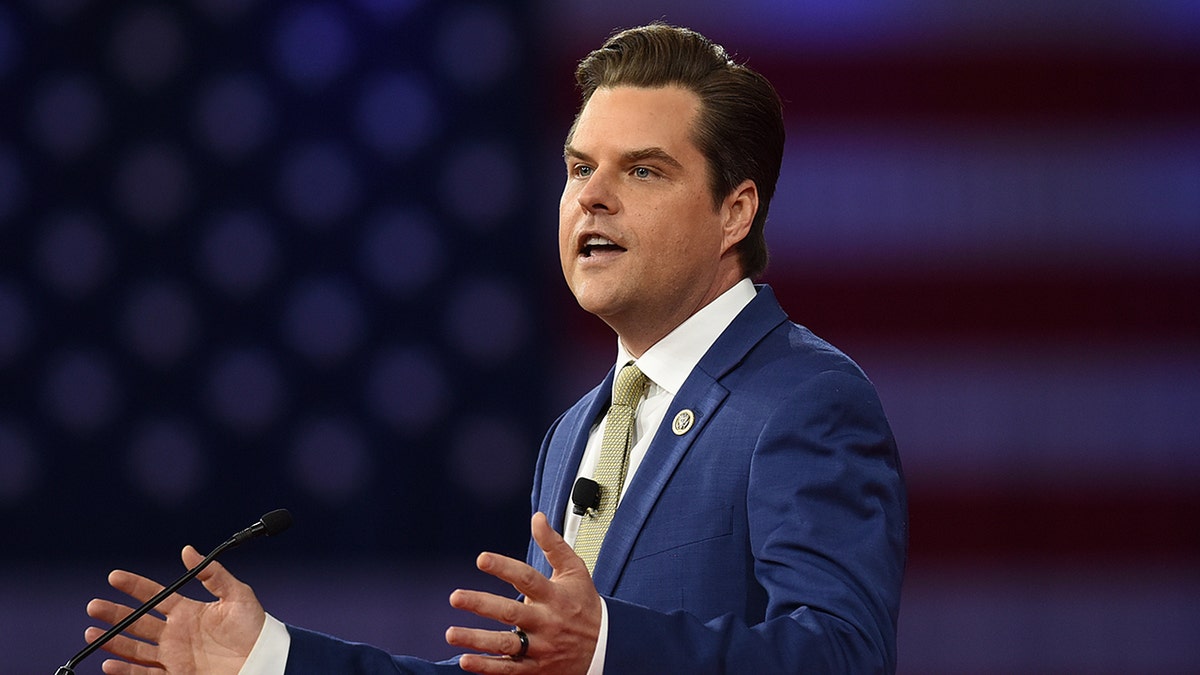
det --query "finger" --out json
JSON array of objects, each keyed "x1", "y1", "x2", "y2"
[
  {"x1": 444, "y1": 626, "x2": 527, "y2": 658},
  {"x1": 475, "y1": 550, "x2": 553, "y2": 603},
  {"x1": 86, "y1": 598, "x2": 166, "y2": 642},
  {"x1": 107, "y1": 567, "x2": 201, "y2": 618},
  {"x1": 457, "y1": 652, "x2": 527, "y2": 674},
  {"x1": 449, "y1": 588, "x2": 527, "y2": 627},
  {"x1": 106, "y1": 569, "x2": 167, "y2": 604},
  {"x1": 86, "y1": 597, "x2": 134, "y2": 625},
  {"x1": 84, "y1": 625, "x2": 159, "y2": 667},
  {"x1": 101, "y1": 657, "x2": 165, "y2": 675},
  {"x1": 530, "y1": 512, "x2": 586, "y2": 580}
]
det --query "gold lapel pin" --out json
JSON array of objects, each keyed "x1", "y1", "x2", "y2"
[{"x1": 671, "y1": 409, "x2": 695, "y2": 435}]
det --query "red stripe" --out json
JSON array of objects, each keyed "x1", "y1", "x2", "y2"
[
  {"x1": 555, "y1": 268, "x2": 1200, "y2": 342},
  {"x1": 908, "y1": 485, "x2": 1200, "y2": 563},
  {"x1": 754, "y1": 52, "x2": 1200, "y2": 123},
  {"x1": 763, "y1": 268, "x2": 1200, "y2": 341},
  {"x1": 548, "y1": 50, "x2": 1200, "y2": 122}
]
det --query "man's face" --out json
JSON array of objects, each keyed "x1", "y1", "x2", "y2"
[{"x1": 559, "y1": 85, "x2": 748, "y2": 354}]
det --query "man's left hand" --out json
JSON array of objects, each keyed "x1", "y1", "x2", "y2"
[{"x1": 446, "y1": 512, "x2": 602, "y2": 674}]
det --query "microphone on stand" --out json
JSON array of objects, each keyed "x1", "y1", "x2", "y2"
[{"x1": 55, "y1": 509, "x2": 293, "y2": 675}]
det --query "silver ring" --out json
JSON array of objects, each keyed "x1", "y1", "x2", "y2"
[{"x1": 511, "y1": 627, "x2": 529, "y2": 659}]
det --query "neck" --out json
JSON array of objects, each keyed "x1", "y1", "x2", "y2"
[{"x1": 613, "y1": 275, "x2": 747, "y2": 357}]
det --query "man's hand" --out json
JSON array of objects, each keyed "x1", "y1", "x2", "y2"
[
  {"x1": 446, "y1": 512, "x2": 602, "y2": 674},
  {"x1": 84, "y1": 545, "x2": 266, "y2": 675}
]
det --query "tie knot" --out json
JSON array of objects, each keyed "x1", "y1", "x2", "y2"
[{"x1": 612, "y1": 363, "x2": 648, "y2": 408}]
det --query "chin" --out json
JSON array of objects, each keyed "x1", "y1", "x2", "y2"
[{"x1": 572, "y1": 290, "x2": 623, "y2": 321}]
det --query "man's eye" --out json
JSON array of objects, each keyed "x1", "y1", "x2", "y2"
[
  {"x1": 633, "y1": 167, "x2": 652, "y2": 178},
  {"x1": 575, "y1": 165, "x2": 593, "y2": 178}
]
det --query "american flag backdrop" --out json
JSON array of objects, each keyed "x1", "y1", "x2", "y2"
[{"x1": 2, "y1": 1, "x2": 1197, "y2": 673}]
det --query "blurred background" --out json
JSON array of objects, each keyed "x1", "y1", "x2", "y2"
[{"x1": 2, "y1": 0, "x2": 1197, "y2": 672}]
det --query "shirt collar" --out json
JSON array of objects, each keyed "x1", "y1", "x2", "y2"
[{"x1": 615, "y1": 278, "x2": 757, "y2": 396}]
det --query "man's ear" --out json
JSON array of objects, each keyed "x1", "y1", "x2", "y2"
[{"x1": 721, "y1": 179, "x2": 758, "y2": 253}]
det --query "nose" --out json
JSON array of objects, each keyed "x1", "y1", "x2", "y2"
[{"x1": 576, "y1": 169, "x2": 618, "y2": 214}]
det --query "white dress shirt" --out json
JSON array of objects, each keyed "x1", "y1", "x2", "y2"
[
  {"x1": 240, "y1": 279, "x2": 757, "y2": 675},
  {"x1": 567, "y1": 278, "x2": 755, "y2": 675}
]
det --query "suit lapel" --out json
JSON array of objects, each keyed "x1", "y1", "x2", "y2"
[
  {"x1": 543, "y1": 376, "x2": 612, "y2": 535},
  {"x1": 588, "y1": 285, "x2": 790, "y2": 594},
  {"x1": 540, "y1": 286, "x2": 789, "y2": 589},
  {"x1": 590, "y1": 372, "x2": 729, "y2": 594}
]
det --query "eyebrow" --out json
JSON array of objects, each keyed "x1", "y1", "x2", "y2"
[{"x1": 563, "y1": 144, "x2": 684, "y2": 171}]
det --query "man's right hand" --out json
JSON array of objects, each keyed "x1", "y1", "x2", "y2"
[{"x1": 84, "y1": 544, "x2": 266, "y2": 675}]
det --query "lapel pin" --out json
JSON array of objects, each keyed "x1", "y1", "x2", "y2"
[{"x1": 671, "y1": 409, "x2": 695, "y2": 435}]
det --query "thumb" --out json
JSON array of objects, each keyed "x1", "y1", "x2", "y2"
[
  {"x1": 181, "y1": 544, "x2": 206, "y2": 569},
  {"x1": 182, "y1": 545, "x2": 252, "y2": 603},
  {"x1": 531, "y1": 512, "x2": 587, "y2": 577}
]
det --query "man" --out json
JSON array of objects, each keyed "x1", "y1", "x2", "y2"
[{"x1": 85, "y1": 23, "x2": 907, "y2": 674}]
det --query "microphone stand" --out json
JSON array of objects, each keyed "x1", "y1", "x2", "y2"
[
  {"x1": 56, "y1": 536, "x2": 240, "y2": 675},
  {"x1": 55, "y1": 509, "x2": 290, "y2": 675}
]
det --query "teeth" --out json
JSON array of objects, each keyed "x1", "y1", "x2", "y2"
[{"x1": 585, "y1": 235, "x2": 615, "y2": 247}]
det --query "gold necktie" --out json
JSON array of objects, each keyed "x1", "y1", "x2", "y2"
[{"x1": 575, "y1": 363, "x2": 648, "y2": 574}]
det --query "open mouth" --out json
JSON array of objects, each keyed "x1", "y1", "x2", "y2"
[{"x1": 581, "y1": 235, "x2": 626, "y2": 257}]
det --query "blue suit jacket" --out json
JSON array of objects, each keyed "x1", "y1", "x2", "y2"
[{"x1": 287, "y1": 286, "x2": 907, "y2": 673}]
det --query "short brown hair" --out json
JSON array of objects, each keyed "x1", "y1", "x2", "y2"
[{"x1": 569, "y1": 23, "x2": 785, "y2": 279}]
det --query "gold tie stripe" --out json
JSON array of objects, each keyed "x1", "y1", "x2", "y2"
[{"x1": 575, "y1": 363, "x2": 648, "y2": 574}]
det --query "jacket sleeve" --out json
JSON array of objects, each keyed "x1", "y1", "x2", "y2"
[
  {"x1": 602, "y1": 370, "x2": 907, "y2": 674},
  {"x1": 283, "y1": 625, "x2": 463, "y2": 675}
]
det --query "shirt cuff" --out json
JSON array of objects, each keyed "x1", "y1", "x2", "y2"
[
  {"x1": 585, "y1": 597, "x2": 608, "y2": 675},
  {"x1": 238, "y1": 612, "x2": 290, "y2": 675}
]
